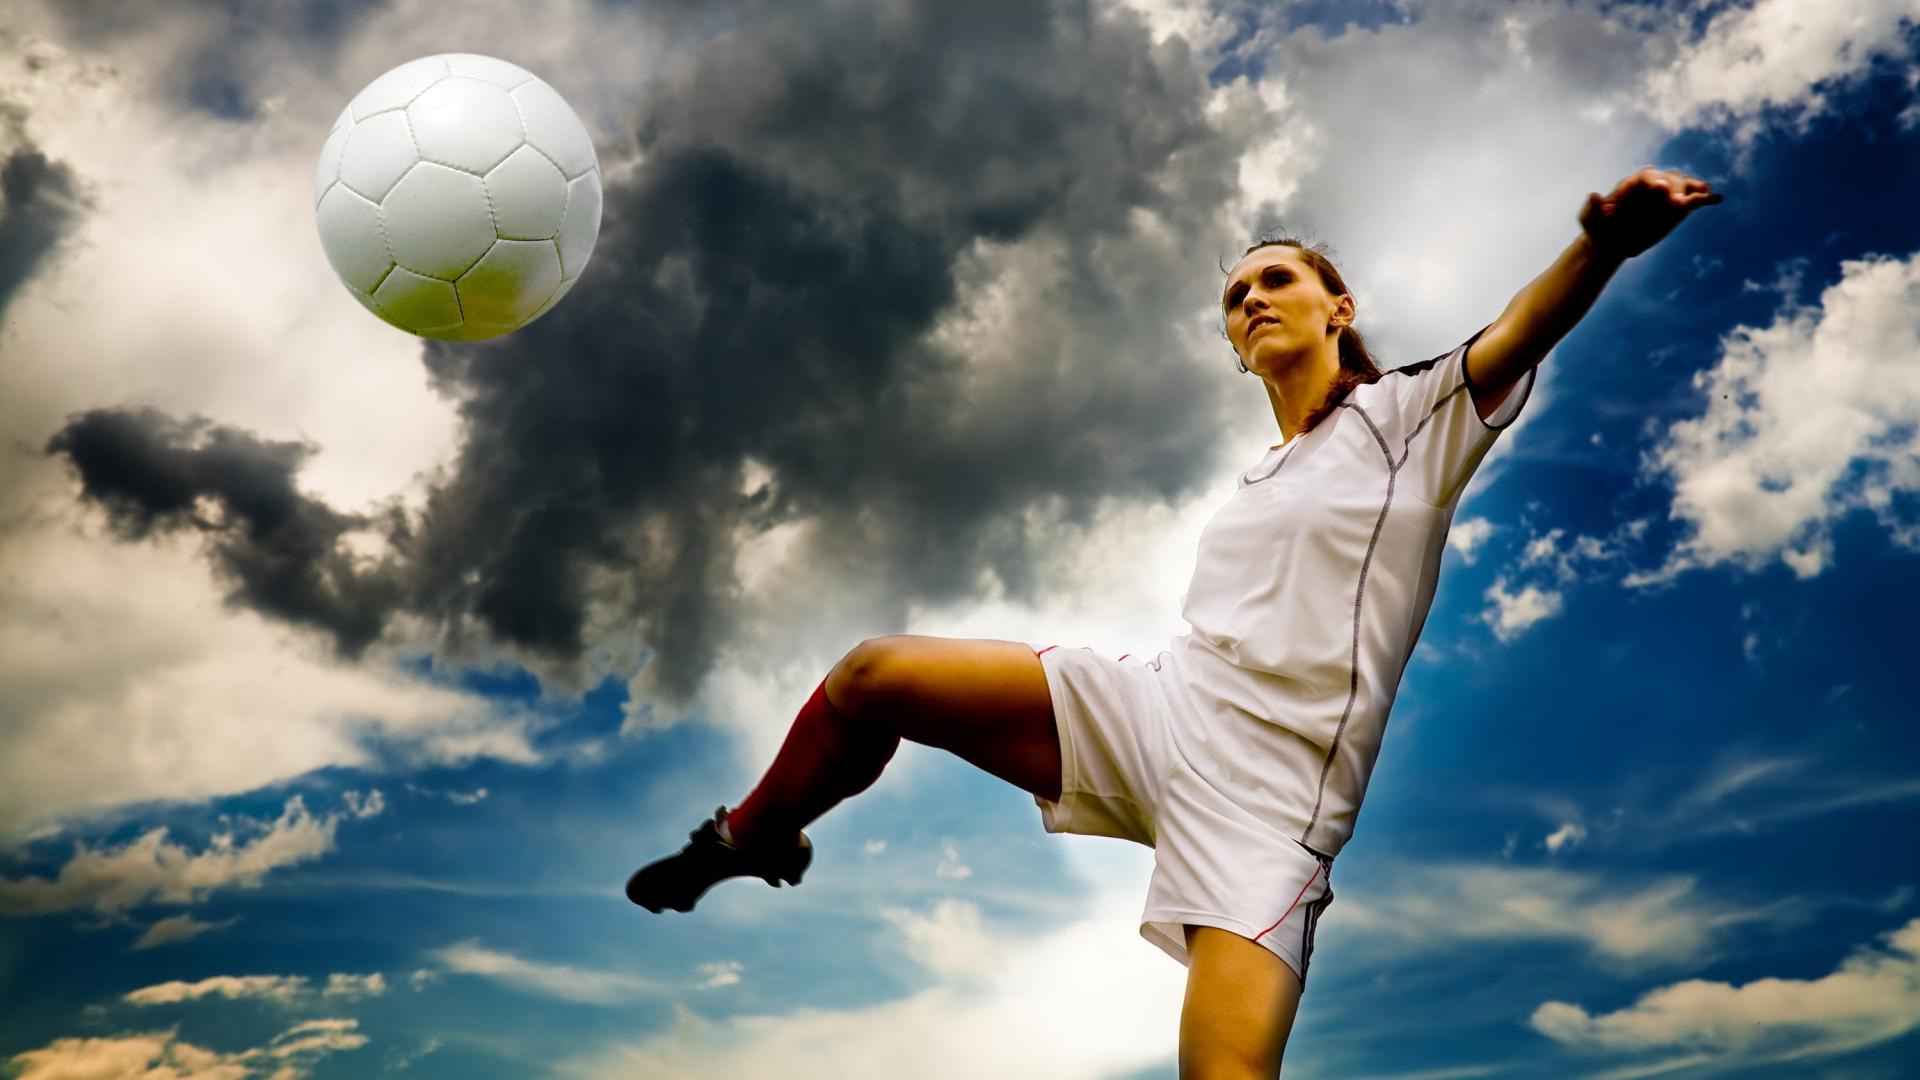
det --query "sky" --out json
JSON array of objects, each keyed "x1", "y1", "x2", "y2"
[{"x1": 1, "y1": 0, "x2": 1917, "y2": 1077}]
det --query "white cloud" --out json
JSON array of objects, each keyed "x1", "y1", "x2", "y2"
[
  {"x1": 0, "y1": 797, "x2": 347, "y2": 917},
  {"x1": 122, "y1": 971, "x2": 386, "y2": 1006},
  {"x1": 1447, "y1": 516, "x2": 1497, "y2": 564},
  {"x1": 1628, "y1": 250, "x2": 1920, "y2": 588},
  {"x1": 1474, "y1": 516, "x2": 1644, "y2": 641},
  {"x1": 342, "y1": 789, "x2": 386, "y2": 820},
  {"x1": 878, "y1": 898, "x2": 1003, "y2": 984},
  {"x1": 1325, "y1": 859, "x2": 1806, "y2": 973},
  {"x1": 553, "y1": 842, "x2": 1184, "y2": 1080},
  {"x1": 0, "y1": 518, "x2": 539, "y2": 832},
  {"x1": 125, "y1": 975, "x2": 309, "y2": 1006},
  {"x1": 693, "y1": 961, "x2": 743, "y2": 990},
  {"x1": 7, "y1": 1021, "x2": 368, "y2": 1080},
  {"x1": 132, "y1": 913, "x2": 240, "y2": 950},
  {"x1": 1533, "y1": 916, "x2": 1920, "y2": 1071},
  {"x1": 0, "y1": 5, "x2": 618, "y2": 833},
  {"x1": 1636, "y1": 0, "x2": 1920, "y2": 147},
  {"x1": 322, "y1": 973, "x2": 387, "y2": 999},
  {"x1": 1543, "y1": 822, "x2": 1588, "y2": 854},
  {"x1": 1096, "y1": 0, "x2": 1243, "y2": 55},
  {"x1": 1479, "y1": 576, "x2": 1565, "y2": 643},
  {"x1": 934, "y1": 839, "x2": 973, "y2": 880},
  {"x1": 430, "y1": 941, "x2": 665, "y2": 1005}
]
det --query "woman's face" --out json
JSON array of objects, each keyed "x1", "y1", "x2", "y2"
[{"x1": 1221, "y1": 246, "x2": 1351, "y2": 372}]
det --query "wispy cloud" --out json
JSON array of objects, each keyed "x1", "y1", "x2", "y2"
[
  {"x1": 1326, "y1": 860, "x2": 1807, "y2": 973},
  {"x1": 125, "y1": 974, "x2": 308, "y2": 1006},
  {"x1": 124, "y1": 971, "x2": 386, "y2": 1006},
  {"x1": 7, "y1": 1019, "x2": 368, "y2": 1080},
  {"x1": 131, "y1": 913, "x2": 240, "y2": 950},
  {"x1": 430, "y1": 941, "x2": 666, "y2": 1005},
  {"x1": 1535, "y1": 916, "x2": 1920, "y2": 1076},
  {"x1": 0, "y1": 796, "x2": 349, "y2": 917},
  {"x1": 1509, "y1": 747, "x2": 1920, "y2": 853}
]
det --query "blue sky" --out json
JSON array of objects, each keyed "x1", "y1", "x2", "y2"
[{"x1": 1, "y1": 1, "x2": 1918, "y2": 1078}]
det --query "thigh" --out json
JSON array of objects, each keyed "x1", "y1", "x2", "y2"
[
  {"x1": 1179, "y1": 925, "x2": 1302, "y2": 1080},
  {"x1": 829, "y1": 635, "x2": 1062, "y2": 803}
]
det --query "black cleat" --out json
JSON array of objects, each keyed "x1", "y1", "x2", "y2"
[{"x1": 625, "y1": 806, "x2": 813, "y2": 913}]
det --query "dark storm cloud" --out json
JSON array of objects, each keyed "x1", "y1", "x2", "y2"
[
  {"x1": 0, "y1": 102, "x2": 87, "y2": 321},
  {"x1": 58, "y1": 0, "x2": 1258, "y2": 705},
  {"x1": 42, "y1": 0, "x2": 390, "y2": 120},
  {"x1": 46, "y1": 409, "x2": 401, "y2": 656}
]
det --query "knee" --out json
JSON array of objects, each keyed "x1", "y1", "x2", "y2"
[{"x1": 827, "y1": 636, "x2": 911, "y2": 717}]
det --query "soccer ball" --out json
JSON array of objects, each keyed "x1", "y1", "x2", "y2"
[{"x1": 313, "y1": 53, "x2": 603, "y2": 341}]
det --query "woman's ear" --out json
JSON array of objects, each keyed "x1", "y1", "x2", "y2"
[{"x1": 1330, "y1": 294, "x2": 1356, "y2": 330}]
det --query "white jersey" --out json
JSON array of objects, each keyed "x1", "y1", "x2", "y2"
[{"x1": 1153, "y1": 329, "x2": 1534, "y2": 859}]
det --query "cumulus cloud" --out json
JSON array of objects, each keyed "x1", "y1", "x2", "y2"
[
  {"x1": 1533, "y1": 916, "x2": 1920, "y2": 1070},
  {"x1": 1628, "y1": 250, "x2": 1920, "y2": 587},
  {"x1": 1447, "y1": 516, "x2": 1497, "y2": 564},
  {"x1": 0, "y1": 796, "x2": 349, "y2": 917},
  {"x1": 1635, "y1": 0, "x2": 1920, "y2": 147},
  {"x1": 1472, "y1": 517, "x2": 1647, "y2": 641},
  {"x1": 6, "y1": 1019, "x2": 367, "y2": 1080},
  {"x1": 1478, "y1": 576, "x2": 1566, "y2": 643},
  {"x1": 0, "y1": 25, "x2": 542, "y2": 830}
]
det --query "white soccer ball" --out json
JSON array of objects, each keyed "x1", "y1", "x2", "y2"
[{"x1": 313, "y1": 53, "x2": 603, "y2": 341}]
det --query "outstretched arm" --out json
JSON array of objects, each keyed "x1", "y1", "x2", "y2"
[{"x1": 1465, "y1": 167, "x2": 1724, "y2": 420}]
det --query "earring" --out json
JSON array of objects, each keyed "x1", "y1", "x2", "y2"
[{"x1": 1237, "y1": 357, "x2": 1250, "y2": 373}]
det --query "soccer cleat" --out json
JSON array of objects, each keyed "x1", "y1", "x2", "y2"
[{"x1": 625, "y1": 806, "x2": 813, "y2": 913}]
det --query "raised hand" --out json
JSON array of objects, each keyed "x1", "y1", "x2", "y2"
[{"x1": 1579, "y1": 166, "x2": 1724, "y2": 260}]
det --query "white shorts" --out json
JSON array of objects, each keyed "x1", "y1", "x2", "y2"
[{"x1": 1031, "y1": 643, "x2": 1335, "y2": 988}]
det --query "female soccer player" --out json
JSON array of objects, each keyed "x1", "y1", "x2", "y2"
[{"x1": 627, "y1": 167, "x2": 1722, "y2": 1077}]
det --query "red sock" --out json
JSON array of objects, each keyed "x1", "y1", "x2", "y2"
[{"x1": 725, "y1": 676, "x2": 898, "y2": 849}]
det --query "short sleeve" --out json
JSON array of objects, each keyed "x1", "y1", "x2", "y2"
[{"x1": 1381, "y1": 324, "x2": 1536, "y2": 506}]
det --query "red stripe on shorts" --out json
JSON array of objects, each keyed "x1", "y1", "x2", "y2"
[{"x1": 1254, "y1": 863, "x2": 1324, "y2": 943}]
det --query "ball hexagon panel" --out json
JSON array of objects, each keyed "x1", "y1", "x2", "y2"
[
  {"x1": 315, "y1": 185, "x2": 393, "y2": 293},
  {"x1": 313, "y1": 121, "x2": 352, "y2": 208},
  {"x1": 337, "y1": 110, "x2": 418, "y2": 203},
  {"x1": 444, "y1": 53, "x2": 535, "y2": 91},
  {"x1": 375, "y1": 267, "x2": 463, "y2": 330},
  {"x1": 408, "y1": 77, "x2": 524, "y2": 175},
  {"x1": 456, "y1": 239, "x2": 562, "y2": 327},
  {"x1": 381, "y1": 163, "x2": 496, "y2": 279},
  {"x1": 485, "y1": 146, "x2": 568, "y2": 240},
  {"x1": 513, "y1": 79, "x2": 596, "y2": 180},
  {"x1": 350, "y1": 55, "x2": 448, "y2": 122},
  {"x1": 557, "y1": 172, "x2": 602, "y2": 279}
]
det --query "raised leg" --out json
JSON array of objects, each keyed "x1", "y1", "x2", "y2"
[
  {"x1": 726, "y1": 634, "x2": 1062, "y2": 849},
  {"x1": 828, "y1": 635, "x2": 1062, "y2": 802}
]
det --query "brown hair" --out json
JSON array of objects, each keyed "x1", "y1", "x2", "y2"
[{"x1": 1220, "y1": 232, "x2": 1385, "y2": 436}]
